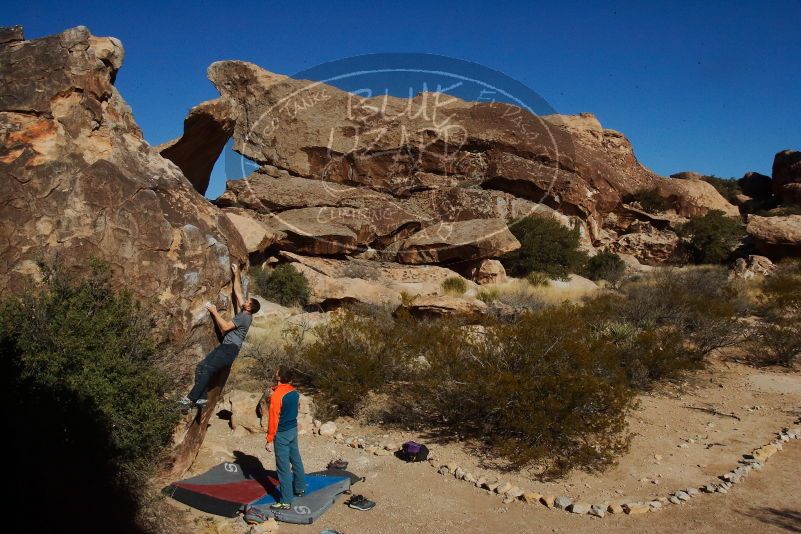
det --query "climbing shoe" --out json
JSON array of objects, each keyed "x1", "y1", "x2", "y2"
[
  {"x1": 346, "y1": 495, "x2": 376, "y2": 511},
  {"x1": 269, "y1": 502, "x2": 291, "y2": 510},
  {"x1": 195, "y1": 398, "x2": 208, "y2": 408}
]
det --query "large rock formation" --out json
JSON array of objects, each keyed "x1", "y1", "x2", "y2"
[
  {"x1": 0, "y1": 26, "x2": 247, "y2": 476},
  {"x1": 161, "y1": 60, "x2": 742, "y2": 265},
  {"x1": 772, "y1": 150, "x2": 801, "y2": 206},
  {"x1": 201, "y1": 62, "x2": 660, "y2": 230}
]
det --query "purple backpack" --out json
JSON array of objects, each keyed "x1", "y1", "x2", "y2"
[{"x1": 400, "y1": 441, "x2": 429, "y2": 462}]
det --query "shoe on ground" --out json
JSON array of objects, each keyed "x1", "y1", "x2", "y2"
[
  {"x1": 269, "y1": 502, "x2": 291, "y2": 510},
  {"x1": 346, "y1": 495, "x2": 376, "y2": 511}
]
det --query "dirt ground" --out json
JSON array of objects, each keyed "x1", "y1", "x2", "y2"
[{"x1": 170, "y1": 357, "x2": 801, "y2": 533}]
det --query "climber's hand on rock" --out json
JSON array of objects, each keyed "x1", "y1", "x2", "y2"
[
  {"x1": 206, "y1": 303, "x2": 217, "y2": 313},
  {"x1": 231, "y1": 263, "x2": 239, "y2": 275}
]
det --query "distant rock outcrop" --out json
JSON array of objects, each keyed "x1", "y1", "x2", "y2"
[
  {"x1": 0, "y1": 26, "x2": 247, "y2": 476},
  {"x1": 772, "y1": 150, "x2": 801, "y2": 206}
]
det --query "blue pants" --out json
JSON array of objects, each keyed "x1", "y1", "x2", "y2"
[
  {"x1": 274, "y1": 427, "x2": 306, "y2": 504},
  {"x1": 188, "y1": 343, "x2": 239, "y2": 402}
]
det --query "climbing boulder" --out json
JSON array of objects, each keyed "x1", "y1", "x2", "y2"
[{"x1": 0, "y1": 26, "x2": 247, "y2": 476}]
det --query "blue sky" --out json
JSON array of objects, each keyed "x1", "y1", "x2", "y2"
[{"x1": 6, "y1": 1, "x2": 801, "y2": 199}]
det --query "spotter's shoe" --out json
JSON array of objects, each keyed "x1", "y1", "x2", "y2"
[{"x1": 346, "y1": 495, "x2": 376, "y2": 511}]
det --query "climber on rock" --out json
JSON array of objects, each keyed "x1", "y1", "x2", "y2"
[{"x1": 179, "y1": 263, "x2": 260, "y2": 410}]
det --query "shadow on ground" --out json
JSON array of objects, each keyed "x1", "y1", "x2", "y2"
[{"x1": 742, "y1": 507, "x2": 801, "y2": 532}]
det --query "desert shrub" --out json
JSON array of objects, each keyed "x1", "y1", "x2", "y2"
[
  {"x1": 502, "y1": 217, "x2": 588, "y2": 280},
  {"x1": 297, "y1": 310, "x2": 415, "y2": 415},
  {"x1": 0, "y1": 260, "x2": 177, "y2": 528},
  {"x1": 625, "y1": 188, "x2": 674, "y2": 213},
  {"x1": 749, "y1": 261, "x2": 801, "y2": 366},
  {"x1": 525, "y1": 271, "x2": 550, "y2": 286},
  {"x1": 252, "y1": 264, "x2": 310, "y2": 307},
  {"x1": 749, "y1": 324, "x2": 801, "y2": 367},
  {"x1": 677, "y1": 210, "x2": 746, "y2": 264},
  {"x1": 292, "y1": 273, "x2": 742, "y2": 476},
  {"x1": 589, "y1": 267, "x2": 745, "y2": 362},
  {"x1": 495, "y1": 286, "x2": 545, "y2": 311},
  {"x1": 701, "y1": 175, "x2": 742, "y2": 205},
  {"x1": 477, "y1": 287, "x2": 499, "y2": 303},
  {"x1": 583, "y1": 250, "x2": 626, "y2": 284},
  {"x1": 441, "y1": 276, "x2": 468, "y2": 295},
  {"x1": 409, "y1": 306, "x2": 633, "y2": 477}
]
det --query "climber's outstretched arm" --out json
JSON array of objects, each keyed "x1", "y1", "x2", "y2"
[
  {"x1": 207, "y1": 303, "x2": 235, "y2": 332},
  {"x1": 231, "y1": 263, "x2": 245, "y2": 313}
]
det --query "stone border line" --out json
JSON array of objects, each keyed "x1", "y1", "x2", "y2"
[{"x1": 317, "y1": 419, "x2": 800, "y2": 518}]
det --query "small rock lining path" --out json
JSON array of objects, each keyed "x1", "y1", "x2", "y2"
[{"x1": 314, "y1": 419, "x2": 801, "y2": 519}]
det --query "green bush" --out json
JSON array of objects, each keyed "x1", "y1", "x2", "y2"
[
  {"x1": 252, "y1": 264, "x2": 310, "y2": 307},
  {"x1": 624, "y1": 188, "x2": 674, "y2": 213},
  {"x1": 286, "y1": 267, "x2": 747, "y2": 476},
  {"x1": 410, "y1": 306, "x2": 633, "y2": 476},
  {"x1": 477, "y1": 287, "x2": 499, "y2": 303},
  {"x1": 583, "y1": 250, "x2": 626, "y2": 284},
  {"x1": 441, "y1": 276, "x2": 468, "y2": 295},
  {"x1": 525, "y1": 271, "x2": 550, "y2": 286},
  {"x1": 502, "y1": 217, "x2": 588, "y2": 280},
  {"x1": 0, "y1": 260, "x2": 178, "y2": 527},
  {"x1": 297, "y1": 310, "x2": 414, "y2": 415},
  {"x1": 749, "y1": 261, "x2": 801, "y2": 366},
  {"x1": 588, "y1": 267, "x2": 744, "y2": 362},
  {"x1": 677, "y1": 210, "x2": 746, "y2": 264}
]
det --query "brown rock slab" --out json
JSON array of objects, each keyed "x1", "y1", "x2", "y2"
[
  {"x1": 397, "y1": 219, "x2": 520, "y2": 264},
  {"x1": 224, "y1": 210, "x2": 283, "y2": 254}
]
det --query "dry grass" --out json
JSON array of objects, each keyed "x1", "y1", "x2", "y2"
[{"x1": 480, "y1": 276, "x2": 600, "y2": 307}]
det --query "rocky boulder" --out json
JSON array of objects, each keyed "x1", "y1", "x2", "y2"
[
  {"x1": 461, "y1": 259, "x2": 507, "y2": 285},
  {"x1": 397, "y1": 219, "x2": 520, "y2": 264},
  {"x1": 276, "y1": 251, "x2": 470, "y2": 305},
  {"x1": 224, "y1": 209, "x2": 283, "y2": 255},
  {"x1": 399, "y1": 295, "x2": 488, "y2": 319},
  {"x1": 746, "y1": 215, "x2": 801, "y2": 258},
  {"x1": 608, "y1": 227, "x2": 680, "y2": 265},
  {"x1": 731, "y1": 255, "x2": 776, "y2": 280},
  {"x1": 0, "y1": 26, "x2": 247, "y2": 476},
  {"x1": 159, "y1": 98, "x2": 237, "y2": 195},
  {"x1": 738, "y1": 171, "x2": 772, "y2": 199},
  {"x1": 772, "y1": 150, "x2": 801, "y2": 205},
  {"x1": 656, "y1": 177, "x2": 739, "y2": 217},
  {"x1": 227, "y1": 390, "x2": 263, "y2": 433}
]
